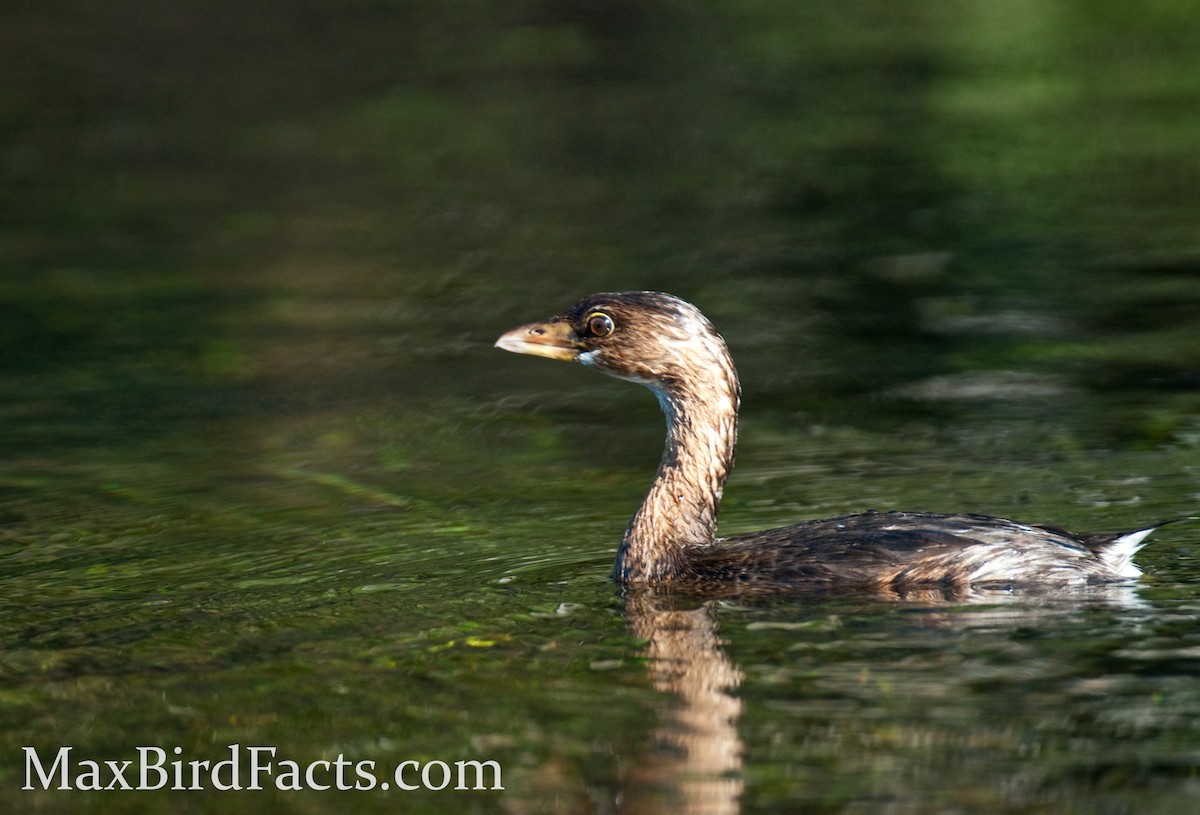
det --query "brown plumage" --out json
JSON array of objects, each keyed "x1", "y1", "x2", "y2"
[{"x1": 496, "y1": 291, "x2": 1169, "y2": 593}]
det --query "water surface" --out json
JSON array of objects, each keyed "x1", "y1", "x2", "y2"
[{"x1": 3, "y1": 2, "x2": 1200, "y2": 813}]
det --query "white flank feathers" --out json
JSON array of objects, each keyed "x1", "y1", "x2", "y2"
[{"x1": 1098, "y1": 527, "x2": 1158, "y2": 579}]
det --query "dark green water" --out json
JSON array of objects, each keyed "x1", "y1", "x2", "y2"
[{"x1": 3, "y1": 2, "x2": 1200, "y2": 813}]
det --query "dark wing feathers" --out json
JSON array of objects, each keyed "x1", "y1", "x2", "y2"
[{"x1": 693, "y1": 510, "x2": 1098, "y2": 588}]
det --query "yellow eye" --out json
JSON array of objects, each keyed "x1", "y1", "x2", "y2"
[{"x1": 584, "y1": 312, "x2": 614, "y2": 338}]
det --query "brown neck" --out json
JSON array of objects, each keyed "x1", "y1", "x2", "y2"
[{"x1": 614, "y1": 361, "x2": 740, "y2": 583}]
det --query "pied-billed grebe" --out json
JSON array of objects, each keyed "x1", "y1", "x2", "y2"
[{"x1": 496, "y1": 291, "x2": 1172, "y2": 591}]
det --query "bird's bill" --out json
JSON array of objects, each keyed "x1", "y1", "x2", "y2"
[{"x1": 495, "y1": 320, "x2": 581, "y2": 362}]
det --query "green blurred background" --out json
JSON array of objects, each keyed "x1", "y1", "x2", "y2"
[{"x1": 3, "y1": 2, "x2": 1200, "y2": 813}]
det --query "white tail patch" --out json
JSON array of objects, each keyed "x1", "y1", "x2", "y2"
[{"x1": 1098, "y1": 527, "x2": 1157, "y2": 579}]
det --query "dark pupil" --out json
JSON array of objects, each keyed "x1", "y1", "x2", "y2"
[{"x1": 588, "y1": 315, "x2": 612, "y2": 336}]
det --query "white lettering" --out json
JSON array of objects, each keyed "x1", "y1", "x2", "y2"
[
  {"x1": 76, "y1": 760, "x2": 102, "y2": 791},
  {"x1": 276, "y1": 759, "x2": 303, "y2": 791},
  {"x1": 332, "y1": 754, "x2": 353, "y2": 791},
  {"x1": 172, "y1": 746, "x2": 190, "y2": 791},
  {"x1": 138, "y1": 747, "x2": 167, "y2": 790},
  {"x1": 23, "y1": 746, "x2": 71, "y2": 790},
  {"x1": 305, "y1": 760, "x2": 330, "y2": 791},
  {"x1": 422, "y1": 760, "x2": 451, "y2": 791},
  {"x1": 20, "y1": 745, "x2": 504, "y2": 794},
  {"x1": 103, "y1": 760, "x2": 133, "y2": 790},
  {"x1": 394, "y1": 759, "x2": 420, "y2": 791},
  {"x1": 355, "y1": 760, "x2": 377, "y2": 790},
  {"x1": 188, "y1": 759, "x2": 209, "y2": 791},
  {"x1": 247, "y1": 746, "x2": 275, "y2": 790},
  {"x1": 212, "y1": 744, "x2": 240, "y2": 791},
  {"x1": 455, "y1": 759, "x2": 504, "y2": 790}
]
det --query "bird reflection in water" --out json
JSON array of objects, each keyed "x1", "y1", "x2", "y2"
[
  {"x1": 607, "y1": 583, "x2": 1150, "y2": 815},
  {"x1": 618, "y1": 589, "x2": 745, "y2": 815}
]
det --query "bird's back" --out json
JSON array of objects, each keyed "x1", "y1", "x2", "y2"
[{"x1": 684, "y1": 510, "x2": 1144, "y2": 592}]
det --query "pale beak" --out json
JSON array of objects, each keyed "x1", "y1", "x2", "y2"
[{"x1": 495, "y1": 320, "x2": 582, "y2": 362}]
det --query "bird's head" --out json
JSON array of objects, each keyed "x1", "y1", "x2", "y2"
[{"x1": 495, "y1": 291, "x2": 732, "y2": 392}]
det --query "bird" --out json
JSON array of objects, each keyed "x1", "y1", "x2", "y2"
[{"x1": 495, "y1": 291, "x2": 1176, "y2": 594}]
